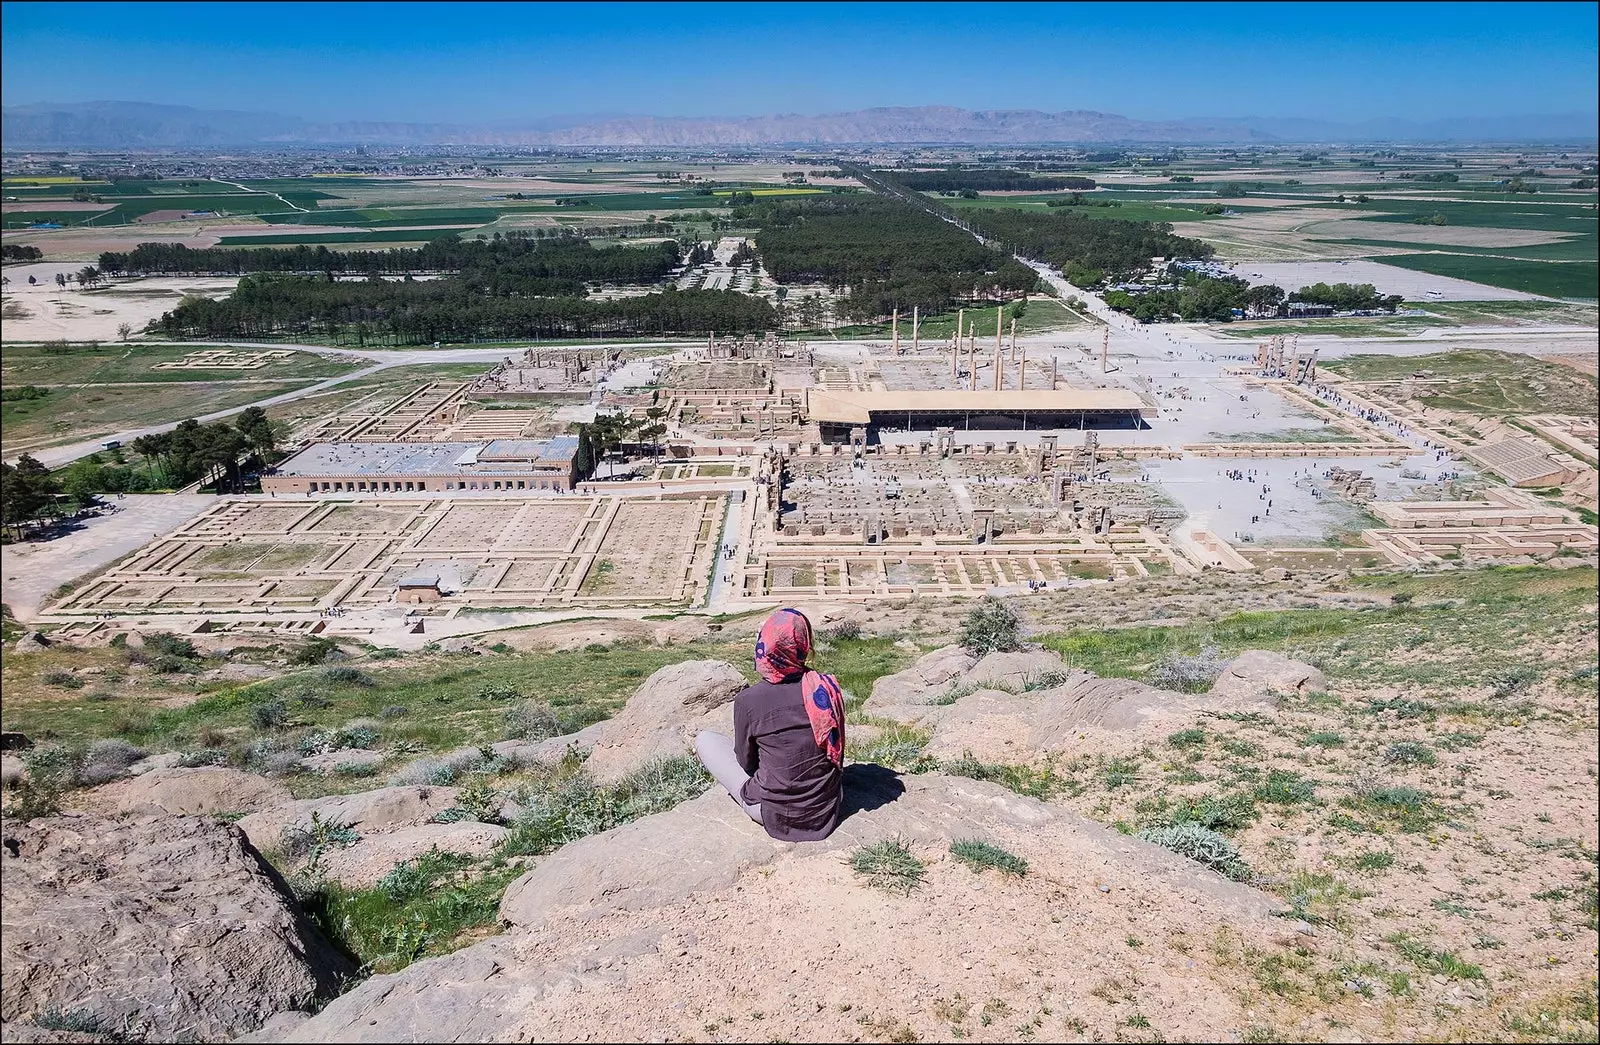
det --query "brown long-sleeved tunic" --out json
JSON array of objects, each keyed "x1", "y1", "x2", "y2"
[{"x1": 733, "y1": 676, "x2": 843, "y2": 841}]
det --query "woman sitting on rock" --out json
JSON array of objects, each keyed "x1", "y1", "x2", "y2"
[{"x1": 695, "y1": 608, "x2": 845, "y2": 841}]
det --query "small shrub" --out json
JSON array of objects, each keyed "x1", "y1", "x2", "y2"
[
  {"x1": 1101, "y1": 758, "x2": 1139, "y2": 789},
  {"x1": 939, "y1": 751, "x2": 1081, "y2": 800},
  {"x1": 391, "y1": 747, "x2": 509, "y2": 787},
  {"x1": 78, "y1": 739, "x2": 147, "y2": 785},
  {"x1": 1353, "y1": 850, "x2": 1395, "y2": 873},
  {"x1": 143, "y1": 632, "x2": 197, "y2": 660},
  {"x1": 379, "y1": 704, "x2": 410, "y2": 719},
  {"x1": 497, "y1": 755, "x2": 710, "y2": 857},
  {"x1": 322, "y1": 665, "x2": 373, "y2": 687},
  {"x1": 40, "y1": 670, "x2": 83, "y2": 689},
  {"x1": 288, "y1": 636, "x2": 340, "y2": 666},
  {"x1": 1160, "y1": 790, "x2": 1258, "y2": 832},
  {"x1": 149, "y1": 653, "x2": 194, "y2": 675},
  {"x1": 376, "y1": 846, "x2": 475, "y2": 902},
  {"x1": 455, "y1": 776, "x2": 505, "y2": 824},
  {"x1": 1383, "y1": 742, "x2": 1437, "y2": 767},
  {"x1": 960, "y1": 598, "x2": 1021, "y2": 656},
  {"x1": 1488, "y1": 665, "x2": 1538, "y2": 699},
  {"x1": 281, "y1": 811, "x2": 360, "y2": 865},
  {"x1": 298, "y1": 725, "x2": 380, "y2": 756},
  {"x1": 1023, "y1": 669, "x2": 1073, "y2": 692},
  {"x1": 1167, "y1": 727, "x2": 1207, "y2": 750},
  {"x1": 31, "y1": 1008, "x2": 105, "y2": 1034},
  {"x1": 1149, "y1": 646, "x2": 1226, "y2": 693},
  {"x1": 251, "y1": 699, "x2": 289, "y2": 731},
  {"x1": 502, "y1": 700, "x2": 562, "y2": 742},
  {"x1": 847, "y1": 722, "x2": 931, "y2": 769},
  {"x1": 1255, "y1": 770, "x2": 1317, "y2": 806},
  {"x1": 849, "y1": 839, "x2": 927, "y2": 894},
  {"x1": 1390, "y1": 591, "x2": 1413, "y2": 606},
  {"x1": 477, "y1": 685, "x2": 522, "y2": 702},
  {"x1": 1365, "y1": 695, "x2": 1436, "y2": 720},
  {"x1": 1138, "y1": 823, "x2": 1251, "y2": 880},
  {"x1": 177, "y1": 748, "x2": 228, "y2": 767},
  {"x1": 950, "y1": 839, "x2": 1028, "y2": 876},
  {"x1": 1305, "y1": 730, "x2": 1345, "y2": 748},
  {"x1": 823, "y1": 620, "x2": 863, "y2": 642}
]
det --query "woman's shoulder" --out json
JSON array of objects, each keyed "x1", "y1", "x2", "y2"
[{"x1": 736, "y1": 677, "x2": 801, "y2": 707}]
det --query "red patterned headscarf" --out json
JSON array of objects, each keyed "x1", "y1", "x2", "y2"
[{"x1": 754, "y1": 608, "x2": 846, "y2": 767}]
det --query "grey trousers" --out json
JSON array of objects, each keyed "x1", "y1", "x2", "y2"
[{"x1": 694, "y1": 731, "x2": 762, "y2": 823}]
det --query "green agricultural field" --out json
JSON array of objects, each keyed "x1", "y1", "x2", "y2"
[
  {"x1": 1351, "y1": 199, "x2": 1599, "y2": 233},
  {"x1": 939, "y1": 194, "x2": 1227, "y2": 223},
  {"x1": 1331, "y1": 236, "x2": 1598, "y2": 263},
  {"x1": 0, "y1": 343, "x2": 358, "y2": 386},
  {"x1": 3, "y1": 194, "x2": 300, "y2": 229},
  {"x1": 1412, "y1": 299, "x2": 1599, "y2": 326},
  {"x1": 1, "y1": 179, "x2": 242, "y2": 197},
  {"x1": 218, "y1": 229, "x2": 468, "y2": 246},
  {"x1": 260, "y1": 207, "x2": 499, "y2": 227},
  {"x1": 1, "y1": 380, "x2": 317, "y2": 455},
  {"x1": 1377, "y1": 254, "x2": 1598, "y2": 299}
]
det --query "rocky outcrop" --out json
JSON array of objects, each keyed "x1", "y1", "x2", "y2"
[
  {"x1": 90, "y1": 767, "x2": 291, "y2": 817},
  {"x1": 579, "y1": 660, "x2": 746, "y2": 783},
  {"x1": 865, "y1": 644, "x2": 975, "y2": 706},
  {"x1": 254, "y1": 769, "x2": 1283, "y2": 1043},
  {"x1": 318, "y1": 822, "x2": 509, "y2": 887},
  {"x1": 0, "y1": 815, "x2": 349, "y2": 1041},
  {"x1": 1208, "y1": 650, "x2": 1326, "y2": 701},
  {"x1": 235, "y1": 785, "x2": 460, "y2": 853},
  {"x1": 865, "y1": 646, "x2": 1290, "y2": 762}
]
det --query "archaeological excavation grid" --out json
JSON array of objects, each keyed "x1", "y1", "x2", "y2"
[{"x1": 51, "y1": 495, "x2": 727, "y2": 616}]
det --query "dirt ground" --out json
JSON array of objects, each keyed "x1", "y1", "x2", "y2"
[
  {"x1": 1225, "y1": 260, "x2": 1543, "y2": 301},
  {"x1": 1, "y1": 271, "x2": 240, "y2": 341},
  {"x1": 0, "y1": 494, "x2": 216, "y2": 620}
]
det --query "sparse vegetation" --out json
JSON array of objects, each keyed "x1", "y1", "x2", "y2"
[
  {"x1": 950, "y1": 839, "x2": 1028, "y2": 877},
  {"x1": 1138, "y1": 823, "x2": 1251, "y2": 881},
  {"x1": 960, "y1": 598, "x2": 1022, "y2": 656},
  {"x1": 849, "y1": 839, "x2": 928, "y2": 895}
]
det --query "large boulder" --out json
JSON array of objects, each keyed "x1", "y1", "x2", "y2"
[
  {"x1": 865, "y1": 645, "x2": 976, "y2": 708},
  {"x1": 0, "y1": 815, "x2": 349, "y2": 1041},
  {"x1": 90, "y1": 767, "x2": 291, "y2": 817},
  {"x1": 964, "y1": 649, "x2": 1075, "y2": 693},
  {"x1": 579, "y1": 660, "x2": 746, "y2": 783},
  {"x1": 1208, "y1": 650, "x2": 1325, "y2": 702},
  {"x1": 235, "y1": 785, "x2": 460, "y2": 853},
  {"x1": 318, "y1": 822, "x2": 510, "y2": 888}
]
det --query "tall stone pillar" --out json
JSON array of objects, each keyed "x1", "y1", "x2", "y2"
[
  {"x1": 911, "y1": 306, "x2": 920, "y2": 354},
  {"x1": 891, "y1": 308, "x2": 900, "y2": 355}
]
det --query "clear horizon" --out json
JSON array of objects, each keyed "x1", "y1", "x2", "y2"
[{"x1": 2, "y1": 1, "x2": 1596, "y2": 126}]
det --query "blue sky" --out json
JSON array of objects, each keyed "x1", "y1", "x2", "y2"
[{"x1": 2, "y1": 1, "x2": 1594, "y2": 123}]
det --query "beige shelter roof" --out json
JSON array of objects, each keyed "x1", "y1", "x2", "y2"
[{"x1": 805, "y1": 387, "x2": 1150, "y2": 425}]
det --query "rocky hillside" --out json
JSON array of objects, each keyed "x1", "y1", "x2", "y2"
[{"x1": 1, "y1": 564, "x2": 1596, "y2": 1042}]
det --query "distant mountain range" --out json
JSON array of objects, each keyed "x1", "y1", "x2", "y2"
[{"x1": 3, "y1": 101, "x2": 1596, "y2": 149}]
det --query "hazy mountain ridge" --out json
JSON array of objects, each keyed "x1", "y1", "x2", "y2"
[{"x1": 4, "y1": 100, "x2": 1596, "y2": 148}]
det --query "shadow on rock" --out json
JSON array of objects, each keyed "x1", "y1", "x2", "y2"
[{"x1": 840, "y1": 762, "x2": 906, "y2": 820}]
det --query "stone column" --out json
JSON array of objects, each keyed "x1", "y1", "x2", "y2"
[
  {"x1": 911, "y1": 306, "x2": 920, "y2": 354},
  {"x1": 891, "y1": 308, "x2": 900, "y2": 355}
]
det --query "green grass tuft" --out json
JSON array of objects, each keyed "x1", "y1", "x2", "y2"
[
  {"x1": 849, "y1": 839, "x2": 928, "y2": 895},
  {"x1": 950, "y1": 839, "x2": 1029, "y2": 877}
]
